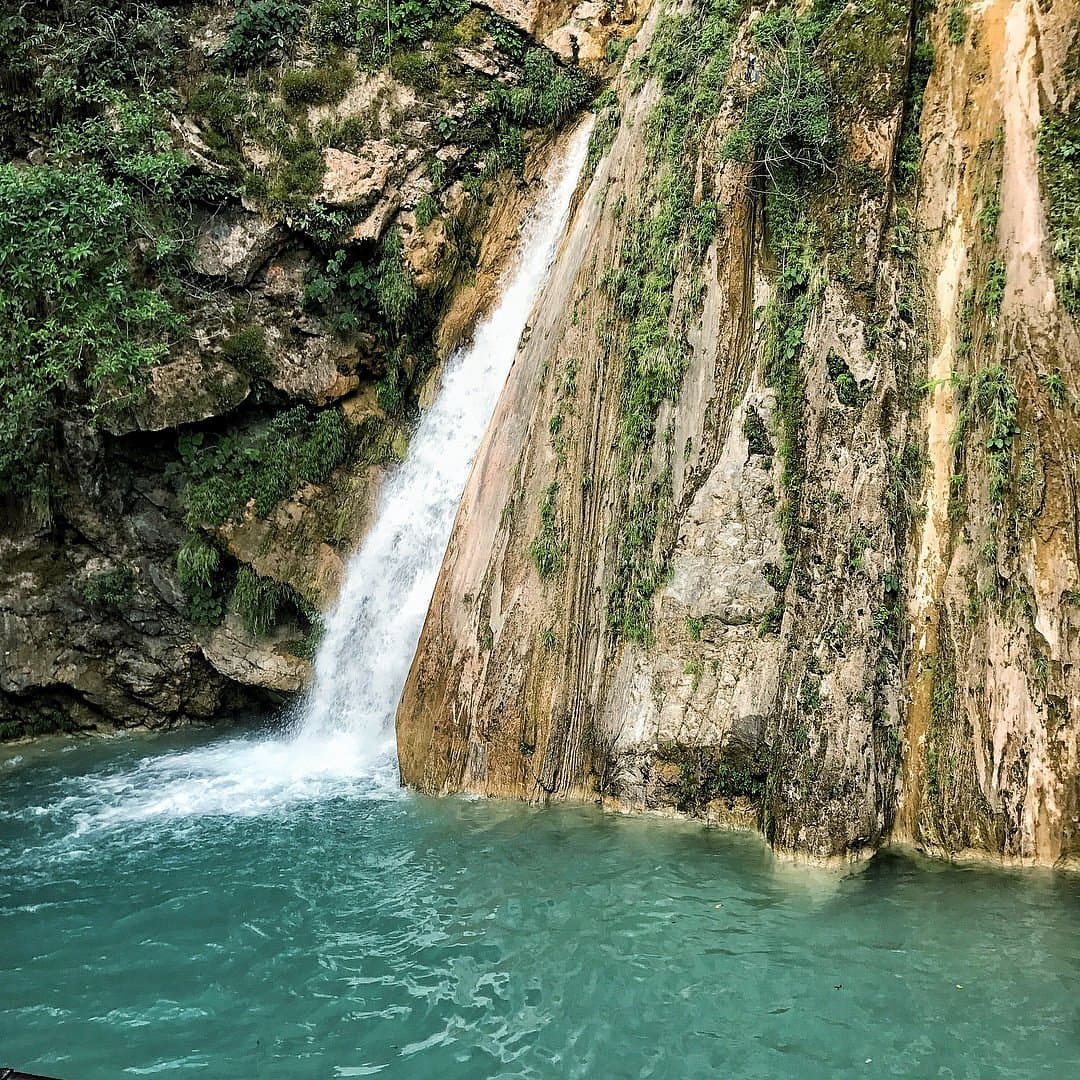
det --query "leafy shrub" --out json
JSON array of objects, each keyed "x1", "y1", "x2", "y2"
[
  {"x1": 177, "y1": 533, "x2": 221, "y2": 589},
  {"x1": 177, "y1": 533, "x2": 227, "y2": 624},
  {"x1": 80, "y1": 566, "x2": 135, "y2": 611},
  {"x1": 721, "y1": 8, "x2": 835, "y2": 181},
  {"x1": 222, "y1": 326, "x2": 271, "y2": 375},
  {"x1": 414, "y1": 194, "x2": 439, "y2": 228},
  {"x1": 0, "y1": 164, "x2": 179, "y2": 493},
  {"x1": 232, "y1": 566, "x2": 289, "y2": 637},
  {"x1": 392, "y1": 50, "x2": 439, "y2": 92},
  {"x1": 180, "y1": 408, "x2": 350, "y2": 528},
  {"x1": 529, "y1": 483, "x2": 565, "y2": 579},
  {"x1": 743, "y1": 406, "x2": 773, "y2": 458},
  {"x1": 495, "y1": 49, "x2": 591, "y2": 128},
  {"x1": 375, "y1": 359, "x2": 407, "y2": 414},
  {"x1": 1038, "y1": 106, "x2": 1080, "y2": 315},
  {"x1": 216, "y1": 0, "x2": 307, "y2": 71},
  {"x1": 376, "y1": 229, "x2": 418, "y2": 330},
  {"x1": 947, "y1": 1, "x2": 967, "y2": 45},
  {"x1": 281, "y1": 63, "x2": 355, "y2": 107}
]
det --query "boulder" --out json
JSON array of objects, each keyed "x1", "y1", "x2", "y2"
[
  {"x1": 102, "y1": 354, "x2": 250, "y2": 435},
  {"x1": 321, "y1": 143, "x2": 400, "y2": 208},
  {"x1": 200, "y1": 613, "x2": 310, "y2": 694},
  {"x1": 266, "y1": 332, "x2": 360, "y2": 405},
  {"x1": 193, "y1": 210, "x2": 284, "y2": 284}
]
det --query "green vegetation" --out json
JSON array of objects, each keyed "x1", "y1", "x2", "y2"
[
  {"x1": 827, "y1": 351, "x2": 865, "y2": 407},
  {"x1": 743, "y1": 406, "x2": 774, "y2": 459},
  {"x1": 0, "y1": 164, "x2": 182, "y2": 494},
  {"x1": 656, "y1": 742, "x2": 768, "y2": 813},
  {"x1": 894, "y1": 14, "x2": 934, "y2": 192},
  {"x1": 981, "y1": 259, "x2": 1006, "y2": 323},
  {"x1": 179, "y1": 408, "x2": 350, "y2": 528},
  {"x1": 80, "y1": 567, "x2": 136, "y2": 612},
  {"x1": 1038, "y1": 103, "x2": 1080, "y2": 315},
  {"x1": 584, "y1": 89, "x2": 620, "y2": 182},
  {"x1": 376, "y1": 230, "x2": 419, "y2": 331},
  {"x1": 720, "y1": 7, "x2": 835, "y2": 180},
  {"x1": 1040, "y1": 370, "x2": 1067, "y2": 409},
  {"x1": 529, "y1": 483, "x2": 565, "y2": 580},
  {"x1": 953, "y1": 365, "x2": 1019, "y2": 508},
  {"x1": 947, "y1": 1, "x2": 967, "y2": 46},
  {"x1": 233, "y1": 567, "x2": 289, "y2": 637},
  {"x1": 177, "y1": 533, "x2": 227, "y2": 626},
  {"x1": 607, "y1": 479, "x2": 672, "y2": 643},
  {"x1": 217, "y1": 1, "x2": 308, "y2": 71},
  {"x1": 414, "y1": 195, "x2": 439, "y2": 228},
  {"x1": 222, "y1": 327, "x2": 271, "y2": 375},
  {"x1": 281, "y1": 62, "x2": 355, "y2": 107}
]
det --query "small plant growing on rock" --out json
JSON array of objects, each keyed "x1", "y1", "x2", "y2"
[
  {"x1": 281, "y1": 63, "x2": 355, "y2": 108},
  {"x1": 216, "y1": 0, "x2": 307, "y2": 71},
  {"x1": 376, "y1": 229, "x2": 418, "y2": 331},
  {"x1": 232, "y1": 566, "x2": 289, "y2": 637},
  {"x1": 80, "y1": 566, "x2": 135, "y2": 612},
  {"x1": 221, "y1": 326, "x2": 270, "y2": 375},
  {"x1": 529, "y1": 482, "x2": 565, "y2": 580}
]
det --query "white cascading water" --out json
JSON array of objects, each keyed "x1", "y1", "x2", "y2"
[{"x1": 66, "y1": 121, "x2": 592, "y2": 831}]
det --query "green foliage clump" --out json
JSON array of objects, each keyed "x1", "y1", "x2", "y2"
[
  {"x1": 584, "y1": 89, "x2": 620, "y2": 181},
  {"x1": 529, "y1": 482, "x2": 565, "y2": 580},
  {"x1": 981, "y1": 258, "x2": 1006, "y2": 323},
  {"x1": 216, "y1": 0, "x2": 307, "y2": 71},
  {"x1": 376, "y1": 229, "x2": 418, "y2": 331},
  {"x1": 656, "y1": 743, "x2": 768, "y2": 813},
  {"x1": 414, "y1": 194, "x2": 439, "y2": 228},
  {"x1": 222, "y1": 326, "x2": 271, "y2": 375},
  {"x1": 721, "y1": 7, "x2": 836, "y2": 183},
  {"x1": 232, "y1": 566, "x2": 290, "y2": 637},
  {"x1": 826, "y1": 351, "x2": 865, "y2": 407},
  {"x1": 947, "y1": 1, "x2": 968, "y2": 46},
  {"x1": 743, "y1": 405, "x2": 773, "y2": 459},
  {"x1": 607, "y1": 482, "x2": 671, "y2": 643},
  {"x1": 894, "y1": 19, "x2": 934, "y2": 191},
  {"x1": 0, "y1": 164, "x2": 180, "y2": 494},
  {"x1": 1038, "y1": 105, "x2": 1080, "y2": 315},
  {"x1": 953, "y1": 364, "x2": 1019, "y2": 508},
  {"x1": 180, "y1": 408, "x2": 350, "y2": 528},
  {"x1": 392, "y1": 51, "x2": 440, "y2": 91},
  {"x1": 281, "y1": 63, "x2": 355, "y2": 107},
  {"x1": 495, "y1": 49, "x2": 592, "y2": 129},
  {"x1": 80, "y1": 566, "x2": 135, "y2": 612},
  {"x1": 177, "y1": 533, "x2": 227, "y2": 625}
]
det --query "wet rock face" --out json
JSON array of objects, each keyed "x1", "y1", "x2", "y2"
[
  {"x1": 397, "y1": 0, "x2": 1080, "y2": 866},
  {"x1": 0, "y1": 526, "x2": 267, "y2": 738}
]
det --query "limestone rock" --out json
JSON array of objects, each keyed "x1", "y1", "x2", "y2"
[
  {"x1": 321, "y1": 143, "x2": 400, "y2": 208},
  {"x1": 193, "y1": 211, "x2": 284, "y2": 284},
  {"x1": 102, "y1": 354, "x2": 250, "y2": 435},
  {"x1": 266, "y1": 332, "x2": 361, "y2": 405},
  {"x1": 200, "y1": 613, "x2": 309, "y2": 694}
]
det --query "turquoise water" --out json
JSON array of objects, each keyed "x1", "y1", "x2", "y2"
[{"x1": 2, "y1": 728, "x2": 1078, "y2": 1078}]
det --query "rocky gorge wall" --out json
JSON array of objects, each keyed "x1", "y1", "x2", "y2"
[
  {"x1": 0, "y1": 0, "x2": 605, "y2": 736},
  {"x1": 398, "y1": 0, "x2": 1080, "y2": 867}
]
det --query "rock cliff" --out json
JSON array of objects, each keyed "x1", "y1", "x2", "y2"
[{"x1": 398, "y1": 0, "x2": 1080, "y2": 867}]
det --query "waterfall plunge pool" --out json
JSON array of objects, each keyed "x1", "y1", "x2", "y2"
[{"x1": 2, "y1": 726, "x2": 1078, "y2": 1079}]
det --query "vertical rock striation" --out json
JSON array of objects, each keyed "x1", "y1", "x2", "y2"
[{"x1": 399, "y1": 0, "x2": 1080, "y2": 866}]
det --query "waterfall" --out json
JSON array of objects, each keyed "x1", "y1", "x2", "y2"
[
  {"x1": 49, "y1": 122, "x2": 591, "y2": 832},
  {"x1": 294, "y1": 121, "x2": 592, "y2": 764}
]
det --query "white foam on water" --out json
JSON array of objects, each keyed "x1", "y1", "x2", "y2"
[{"x1": 50, "y1": 122, "x2": 592, "y2": 833}]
